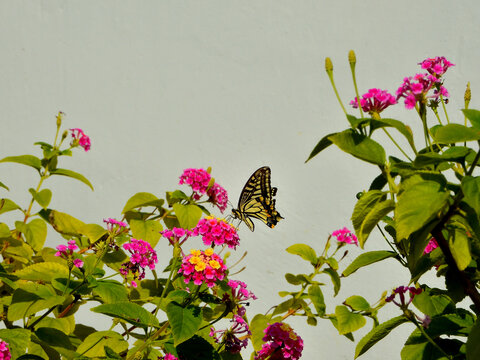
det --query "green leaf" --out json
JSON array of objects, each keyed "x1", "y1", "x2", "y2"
[
  {"x1": 122, "y1": 192, "x2": 164, "y2": 213},
  {"x1": 467, "y1": 318, "x2": 480, "y2": 360},
  {"x1": 79, "y1": 223, "x2": 107, "y2": 244},
  {"x1": 355, "y1": 315, "x2": 409, "y2": 358},
  {"x1": 24, "y1": 218, "x2": 47, "y2": 252},
  {"x1": 323, "y1": 268, "x2": 340, "y2": 296},
  {"x1": 176, "y1": 335, "x2": 220, "y2": 360},
  {"x1": 92, "y1": 280, "x2": 128, "y2": 304},
  {"x1": 395, "y1": 174, "x2": 450, "y2": 241},
  {"x1": 358, "y1": 199, "x2": 395, "y2": 248},
  {"x1": 0, "y1": 223, "x2": 10, "y2": 237},
  {"x1": 329, "y1": 129, "x2": 386, "y2": 166},
  {"x1": 352, "y1": 190, "x2": 387, "y2": 234},
  {"x1": 166, "y1": 301, "x2": 203, "y2": 346},
  {"x1": 305, "y1": 132, "x2": 336, "y2": 162},
  {"x1": 0, "y1": 198, "x2": 21, "y2": 215},
  {"x1": 0, "y1": 328, "x2": 31, "y2": 359},
  {"x1": 345, "y1": 295, "x2": 370, "y2": 312},
  {"x1": 462, "y1": 176, "x2": 480, "y2": 216},
  {"x1": 250, "y1": 314, "x2": 270, "y2": 351},
  {"x1": 130, "y1": 219, "x2": 162, "y2": 248},
  {"x1": 0, "y1": 155, "x2": 42, "y2": 170},
  {"x1": 449, "y1": 228, "x2": 471, "y2": 271},
  {"x1": 335, "y1": 305, "x2": 366, "y2": 335},
  {"x1": 414, "y1": 147, "x2": 472, "y2": 167},
  {"x1": 432, "y1": 123, "x2": 480, "y2": 143},
  {"x1": 173, "y1": 203, "x2": 202, "y2": 230},
  {"x1": 29, "y1": 315, "x2": 75, "y2": 335},
  {"x1": 14, "y1": 262, "x2": 69, "y2": 282},
  {"x1": 463, "y1": 109, "x2": 480, "y2": 129},
  {"x1": 49, "y1": 168, "x2": 94, "y2": 190},
  {"x1": 308, "y1": 284, "x2": 326, "y2": 316},
  {"x1": 92, "y1": 302, "x2": 159, "y2": 329},
  {"x1": 48, "y1": 210, "x2": 85, "y2": 236},
  {"x1": 412, "y1": 290, "x2": 454, "y2": 317},
  {"x1": 285, "y1": 273, "x2": 302, "y2": 285},
  {"x1": 286, "y1": 244, "x2": 317, "y2": 264},
  {"x1": 76, "y1": 331, "x2": 128, "y2": 357},
  {"x1": 35, "y1": 327, "x2": 76, "y2": 357},
  {"x1": 342, "y1": 251, "x2": 397, "y2": 277},
  {"x1": 370, "y1": 118, "x2": 416, "y2": 152},
  {"x1": 0, "y1": 181, "x2": 9, "y2": 191},
  {"x1": 166, "y1": 190, "x2": 189, "y2": 206}
]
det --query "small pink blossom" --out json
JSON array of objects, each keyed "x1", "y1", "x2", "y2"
[
  {"x1": 70, "y1": 128, "x2": 91, "y2": 151},
  {"x1": 179, "y1": 168, "x2": 212, "y2": 199},
  {"x1": 178, "y1": 248, "x2": 227, "y2": 288},
  {"x1": 210, "y1": 315, "x2": 250, "y2": 353},
  {"x1": 226, "y1": 279, "x2": 257, "y2": 316},
  {"x1": 396, "y1": 73, "x2": 449, "y2": 109},
  {"x1": 423, "y1": 238, "x2": 438, "y2": 255},
  {"x1": 0, "y1": 339, "x2": 11, "y2": 360},
  {"x1": 255, "y1": 322, "x2": 303, "y2": 360},
  {"x1": 419, "y1": 56, "x2": 454, "y2": 77},
  {"x1": 161, "y1": 227, "x2": 194, "y2": 245},
  {"x1": 207, "y1": 183, "x2": 229, "y2": 213},
  {"x1": 386, "y1": 286, "x2": 422, "y2": 308},
  {"x1": 120, "y1": 239, "x2": 158, "y2": 286},
  {"x1": 350, "y1": 88, "x2": 397, "y2": 114},
  {"x1": 161, "y1": 354, "x2": 179, "y2": 360},
  {"x1": 55, "y1": 240, "x2": 84, "y2": 268},
  {"x1": 194, "y1": 217, "x2": 240, "y2": 249},
  {"x1": 104, "y1": 218, "x2": 128, "y2": 232},
  {"x1": 332, "y1": 227, "x2": 358, "y2": 246}
]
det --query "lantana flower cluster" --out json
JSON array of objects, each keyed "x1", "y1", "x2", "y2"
[
  {"x1": 178, "y1": 248, "x2": 227, "y2": 288},
  {"x1": 161, "y1": 227, "x2": 194, "y2": 245},
  {"x1": 210, "y1": 315, "x2": 250, "y2": 354},
  {"x1": 55, "y1": 240, "x2": 84, "y2": 269},
  {"x1": 419, "y1": 56, "x2": 455, "y2": 77},
  {"x1": 194, "y1": 217, "x2": 240, "y2": 249},
  {"x1": 69, "y1": 128, "x2": 91, "y2": 152},
  {"x1": 386, "y1": 286, "x2": 422, "y2": 308},
  {"x1": 160, "y1": 354, "x2": 178, "y2": 360},
  {"x1": 179, "y1": 168, "x2": 229, "y2": 213},
  {"x1": 0, "y1": 339, "x2": 11, "y2": 360},
  {"x1": 104, "y1": 218, "x2": 128, "y2": 233},
  {"x1": 332, "y1": 227, "x2": 358, "y2": 246},
  {"x1": 120, "y1": 238, "x2": 158, "y2": 287},
  {"x1": 254, "y1": 322, "x2": 304, "y2": 360},
  {"x1": 227, "y1": 279, "x2": 257, "y2": 315},
  {"x1": 350, "y1": 88, "x2": 396, "y2": 115}
]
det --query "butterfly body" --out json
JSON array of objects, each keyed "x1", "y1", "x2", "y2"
[{"x1": 232, "y1": 166, "x2": 283, "y2": 231}]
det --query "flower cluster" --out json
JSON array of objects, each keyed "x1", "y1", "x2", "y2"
[
  {"x1": 332, "y1": 227, "x2": 358, "y2": 246},
  {"x1": 104, "y1": 218, "x2": 128, "y2": 233},
  {"x1": 55, "y1": 240, "x2": 84, "y2": 269},
  {"x1": 419, "y1": 56, "x2": 454, "y2": 77},
  {"x1": 386, "y1": 286, "x2": 422, "y2": 308},
  {"x1": 160, "y1": 354, "x2": 178, "y2": 360},
  {"x1": 161, "y1": 227, "x2": 194, "y2": 245},
  {"x1": 227, "y1": 280, "x2": 257, "y2": 315},
  {"x1": 255, "y1": 322, "x2": 303, "y2": 360},
  {"x1": 178, "y1": 248, "x2": 227, "y2": 288},
  {"x1": 69, "y1": 128, "x2": 91, "y2": 152},
  {"x1": 350, "y1": 88, "x2": 396, "y2": 115},
  {"x1": 120, "y1": 239, "x2": 158, "y2": 287},
  {"x1": 207, "y1": 183, "x2": 229, "y2": 213},
  {"x1": 0, "y1": 340, "x2": 11, "y2": 360},
  {"x1": 194, "y1": 217, "x2": 240, "y2": 249},
  {"x1": 210, "y1": 315, "x2": 250, "y2": 353},
  {"x1": 424, "y1": 238, "x2": 439, "y2": 255}
]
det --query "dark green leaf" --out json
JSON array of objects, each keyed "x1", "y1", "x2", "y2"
[
  {"x1": 305, "y1": 132, "x2": 336, "y2": 162},
  {"x1": 432, "y1": 124, "x2": 480, "y2": 143},
  {"x1": 49, "y1": 168, "x2": 94, "y2": 190},
  {"x1": 0, "y1": 155, "x2": 42, "y2": 170},
  {"x1": 329, "y1": 129, "x2": 386, "y2": 165},
  {"x1": 467, "y1": 318, "x2": 480, "y2": 360},
  {"x1": 166, "y1": 301, "x2": 203, "y2": 346},
  {"x1": 462, "y1": 176, "x2": 480, "y2": 216},
  {"x1": 414, "y1": 147, "x2": 471, "y2": 167},
  {"x1": 91, "y1": 302, "x2": 159, "y2": 329},
  {"x1": 176, "y1": 335, "x2": 220, "y2": 360},
  {"x1": 449, "y1": 228, "x2": 471, "y2": 271},
  {"x1": 342, "y1": 251, "x2": 397, "y2": 277}
]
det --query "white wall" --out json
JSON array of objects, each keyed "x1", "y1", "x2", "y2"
[{"x1": 1, "y1": 1, "x2": 479, "y2": 359}]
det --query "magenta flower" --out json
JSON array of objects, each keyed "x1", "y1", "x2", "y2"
[
  {"x1": 419, "y1": 56, "x2": 454, "y2": 77},
  {"x1": 423, "y1": 238, "x2": 438, "y2": 255},
  {"x1": 55, "y1": 240, "x2": 84, "y2": 269},
  {"x1": 226, "y1": 280, "x2": 257, "y2": 315},
  {"x1": 161, "y1": 354, "x2": 179, "y2": 360},
  {"x1": 386, "y1": 286, "x2": 422, "y2": 308},
  {"x1": 120, "y1": 239, "x2": 158, "y2": 287},
  {"x1": 396, "y1": 73, "x2": 449, "y2": 109},
  {"x1": 332, "y1": 227, "x2": 358, "y2": 246},
  {"x1": 104, "y1": 218, "x2": 128, "y2": 232},
  {"x1": 0, "y1": 340, "x2": 11, "y2": 360},
  {"x1": 350, "y1": 88, "x2": 397, "y2": 115},
  {"x1": 207, "y1": 182, "x2": 229, "y2": 213},
  {"x1": 255, "y1": 322, "x2": 304, "y2": 360},
  {"x1": 179, "y1": 168, "x2": 212, "y2": 199},
  {"x1": 210, "y1": 315, "x2": 250, "y2": 353},
  {"x1": 161, "y1": 227, "x2": 194, "y2": 246},
  {"x1": 194, "y1": 217, "x2": 240, "y2": 249},
  {"x1": 178, "y1": 248, "x2": 227, "y2": 288},
  {"x1": 70, "y1": 128, "x2": 91, "y2": 151}
]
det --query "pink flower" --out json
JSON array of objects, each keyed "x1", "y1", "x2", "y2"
[
  {"x1": 396, "y1": 73, "x2": 449, "y2": 109},
  {"x1": 210, "y1": 315, "x2": 250, "y2": 353},
  {"x1": 70, "y1": 128, "x2": 91, "y2": 151},
  {"x1": 226, "y1": 279, "x2": 257, "y2": 316},
  {"x1": 419, "y1": 56, "x2": 454, "y2": 77},
  {"x1": 178, "y1": 248, "x2": 227, "y2": 288},
  {"x1": 0, "y1": 339, "x2": 11, "y2": 360},
  {"x1": 161, "y1": 354, "x2": 179, "y2": 360},
  {"x1": 386, "y1": 286, "x2": 422, "y2": 308},
  {"x1": 104, "y1": 218, "x2": 128, "y2": 232},
  {"x1": 254, "y1": 322, "x2": 303, "y2": 360},
  {"x1": 120, "y1": 239, "x2": 158, "y2": 286},
  {"x1": 194, "y1": 217, "x2": 240, "y2": 249},
  {"x1": 207, "y1": 183, "x2": 229, "y2": 213},
  {"x1": 332, "y1": 227, "x2": 358, "y2": 246},
  {"x1": 350, "y1": 88, "x2": 397, "y2": 114},
  {"x1": 55, "y1": 240, "x2": 84, "y2": 268},
  {"x1": 179, "y1": 168, "x2": 212, "y2": 199},
  {"x1": 423, "y1": 238, "x2": 438, "y2": 254},
  {"x1": 161, "y1": 227, "x2": 194, "y2": 245}
]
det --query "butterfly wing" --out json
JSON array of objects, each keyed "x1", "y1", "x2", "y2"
[{"x1": 232, "y1": 166, "x2": 283, "y2": 231}]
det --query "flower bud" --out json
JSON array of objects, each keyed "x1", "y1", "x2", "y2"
[
  {"x1": 61, "y1": 130, "x2": 68, "y2": 141},
  {"x1": 56, "y1": 111, "x2": 64, "y2": 128},
  {"x1": 465, "y1": 82, "x2": 471, "y2": 108},
  {"x1": 348, "y1": 50, "x2": 356, "y2": 65},
  {"x1": 325, "y1": 57, "x2": 333, "y2": 73}
]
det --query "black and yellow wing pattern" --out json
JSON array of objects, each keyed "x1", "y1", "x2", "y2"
[{"x1": 232, "y1": 166, "x2": 283, "y2": 231}]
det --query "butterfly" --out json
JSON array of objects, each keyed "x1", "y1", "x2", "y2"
[{"x1": 231, "y1": 166, "x2": 283, "y2": 231}]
